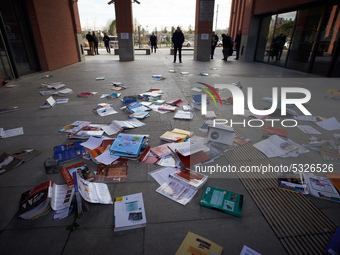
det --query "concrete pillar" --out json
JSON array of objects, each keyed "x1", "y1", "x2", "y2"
[
  {"x1": 114, "y1": 0, "x2": 134, "y2": 61},
  {"x1": 194, "y1": 0, "x2": 215, "y2": 61}
]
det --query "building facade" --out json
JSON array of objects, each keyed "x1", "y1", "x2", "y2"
[
  {"x1": 229, "y1": 0, "x2": 340, "y2": 77},
  {"x1": 0, "y1": 0, "x2": 84, "y2": 85}
]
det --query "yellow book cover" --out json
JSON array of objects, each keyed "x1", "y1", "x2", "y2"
[{"x1": 175, "y1": 232, "x2": 223, "y2": 255}]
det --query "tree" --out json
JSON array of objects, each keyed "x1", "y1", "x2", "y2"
[
  {"x1": 188, "y1": 24, "x2": 193, "y2": 34},
  {"x1": 162, "y1": 26, "x2": 168, "y2": 34},
  {"x1": 108, "y1": 19, "x2": 117, "y2": 36}
]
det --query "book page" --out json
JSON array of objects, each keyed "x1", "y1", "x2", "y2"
[
  {"x1": 156, "y1": 180, "x2": 197, "y2": 206},
  {"x1": 77, "y1": 173, "x2": 113, "y2": 204},
  {"x1": 51, "y1": 184, "x2": 74, "y2": 211},
  {"x1": 148, "y1": 167, "x2": 175, "y2": 185}
]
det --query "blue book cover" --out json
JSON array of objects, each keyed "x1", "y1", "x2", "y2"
[
  {"x1": 54, "y1": 141, "x2": 86, "y2": 163},
  {"x1": 192, "y1": 94, "x2": 210, "y2": 105},
  {"x1": 110, "y1": 134, "x2": 146, "y2": 155}
]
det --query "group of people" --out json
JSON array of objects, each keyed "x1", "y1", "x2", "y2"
[
  {"x1": 86, "y1": 31, "x2": 111, "y2": 55},
  {"x1": 271, "y1": 33, "x2": 286, "y2": 61},
  {"x1": 211, "y1": 30, "x2": 242, "y2": 61}
]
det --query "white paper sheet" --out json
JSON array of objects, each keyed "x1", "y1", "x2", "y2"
[
  {"x1": 95, "y1": 150, "x2": 120, "y2": 165},
  {"x1": 296, "y1": 125, "x2": 322, "y2": 134},
  {"x1": 253, "y1": 135, "x2": 296, "y2": 158},
  {"x1": 80, "y1": 136, "x2": 103, "y2": 150},
  {"x1": 316, "y1": 117, "x2": 340, "y2": 131}
]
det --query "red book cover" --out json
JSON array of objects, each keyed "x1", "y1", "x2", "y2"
[
  {"x1": 262, "y1": 126, "x2": 287, "y2": 139},
  {"x1": 150, "y1": 143, "x2": 173, "y2": 158},
  {"x1": 94, "y1": 159, "x2": 128, "y2": 183},
  {"x1": 18, "y1": 180, "x2": 53, "y2": 216},
  {"x1": 176, "y1": 150, "x2": 210, "y2": 168}
]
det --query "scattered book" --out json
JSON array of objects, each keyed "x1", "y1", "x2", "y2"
[
  {"x1": 61, "y1": 162, "x2": 94, "y2": 187},
  {"x1": 262, "y1": 126, "x2": 287, "y2": 139},
  {"x1": 0, "y1": 152, "x2": 23, "y2": 175},
  {"x1": 160, "y1": 131, "x2": 188, "y2": 143},
  {"x1": 200, "y1": 186, "x2": 243, "y2": 218},
  {"x1": 277, "y1": 172, "x2": 309, "y2": 194},
  {"x1": 94, "y1": 159, "x2": 128, "y2": 183},
  {"x1": 175, "y1": 231, "x2": 223, "y2": 255},
  {"x1": 40, "y1": 96, "x2": 56, "y2": 108},
  {"x1": 17, "y1": 181, "x2": 53, "y2": 219},
  {"x1": 67, "y1": 124, "x2": 104, "y2": 139},
  {"x1": 156, "y1": 180, "x2": 197, "y2": 206},
  {"x1": 326, "y1": 173, "x2": 340, "y2": 193},
  {"x1": 0, "y1": 106, "x2": 19, "y2": 113},
  {"x1": 174, "y1": 110, "x2": 194, "y2": 120},
  {"x1": 305, "y1": 173, "x2": 340, "y2": 203},
  {"x1": 114, "y1": 192, "x2": 146, "y2": 232},
  {"x1": 17, "y1": 181, "x2": 74, "y2": 220},
  {"x1": 58, "y1": 121, "x2": 91, "y2": 134},
  {"x1": 110, "y1": 134, "x2": 148, "y2": 158},
  {"x1": 169, "y1": 168, "x2": 208, "y2": 190},
  {"x1": 320, "y1": 141, "x2": 340, "y2": 163},
  {"x1": 54, "y1": 141, "x2": 86, "y2": 163}
]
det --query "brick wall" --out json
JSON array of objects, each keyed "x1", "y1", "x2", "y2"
[
  {"x1": 25, "y1": 0, "x2": 79, "y2": 71},
  {"x1": 252, "y1": 0, "x2": 318, "y2": 15}
]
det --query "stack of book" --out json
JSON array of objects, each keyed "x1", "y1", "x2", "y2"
[
  {"x1": 109, "y1": 133, "x2": 149, "y2": 160},
  {"x1": 160, "y1": 128, "x2": 193, "y2": 143},
  {"x1": 125, "y1": 102, "x2": 150, "y2": 119}
]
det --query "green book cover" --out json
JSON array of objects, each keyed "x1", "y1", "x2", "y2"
[{"x1": 200, "y1": 186, "x2": 243, "y2": 218}]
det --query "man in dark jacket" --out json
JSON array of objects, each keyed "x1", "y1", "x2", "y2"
[
  {"x1": 211, "y1": 31, "x2": 219, "y2": 59},
  {"x1": 172, "y1": 27, "x2": 184, "y2": 63},
  {"x1": 92, "y1": 31, "x2": 99, "y2": 55},
  {"x1": 86, "y1": 31, "x2": 94, "y2": 55},
  {"x1": 103, "y1": 33, "x2": 110, "y2": 54},
  {"x1": 150, "y1": 32, "x2": 157, "y2": 53},
  {"x1": 234, "y1": 30, "x2": 242, "y2": 60},
  {"x1": 222, "y1": 33, "x2": 233, "y2": 61}
]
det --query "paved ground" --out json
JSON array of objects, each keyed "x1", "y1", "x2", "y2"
[{"x1": 0, "y1": 47, "x2": 339, "y2": 255}]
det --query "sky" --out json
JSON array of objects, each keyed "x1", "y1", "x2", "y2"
[{"x1": 78, "y1": 0, "x2": 232, "y2": 33}]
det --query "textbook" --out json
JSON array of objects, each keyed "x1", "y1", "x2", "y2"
[
  {"x1": 200, "y1": 186, "x2": 243, "y2": 218},
  {"x1": 18, "y1": 181, "x2": 75, "y2": 220},
  {"x1": 54, "y1": 141, "x2": 86, "y2": 163},
  {"x1": 94, "y1": 159, "x2": 128, "y2": 183},
  {"x1": 277, "y1": 172, "x2": 309, "y2": 194},
  {"x1": 61, "y1": 162, "x2": 94, "y2": 187},
  {"x1": 169, "y1": 168, "x2": 208, "y2": 190},
  {"x1": 58, "y1": 121, "x2": 91, "y2": 134},
  {"x1": 114, "y1": 192, "x2": 146, "y2": 232},
  {"x1": 160, "y1": 130, "x2": 189, "y2": 143},
  {"x1": 110, "y1": 134, "x2": 147, "y2": 156},
  {"x1": 40, "y1": 96, "x2": 56, "y2": 108},
  {"x1": 175, "y1": 231, "x2": 223, "y2": 255},
  {"x1": 262, "y1": 125, "x2": 287, "y2": 139}
]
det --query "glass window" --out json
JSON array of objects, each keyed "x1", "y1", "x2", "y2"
[
  {"x1": 286, "y1": 7, "x2": 324, "y2": 72},
  {"x1": 311, "y1": 5, "x2": 339, "y2": 76}
]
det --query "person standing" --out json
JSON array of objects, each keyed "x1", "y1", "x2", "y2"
[
  {"x1": 92, "y1": 31, "x2": 99, "y2": 55},
  {"x1": 103, "y1": 33, "x2": 110, "y2": 54},
  {"x1": 86, "y1": 31, "x2": 94, "y2": 55},
  {"x1": 150, "y1": 32, "x2": 157, "y2": 53},
  {"x1": 211, "y1": 31, "x2": 219, "y2": 59},
  {"x1": 222, "y1": 33, "x2": 233, "y2": 61},
  {"x1": 234, "y1": 30, "x2": 242, "y2": 60},
  {"x1": 172, "y1": 27, "x2": 184, "y2": 63}
]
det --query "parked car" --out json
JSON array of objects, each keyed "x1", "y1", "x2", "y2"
[
  {"x1": 182, "y1": 41, "x2": 192, "y2": 47},
  {"x1": 217, "y1": 41, "x2": 222, "y2": 47}
]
